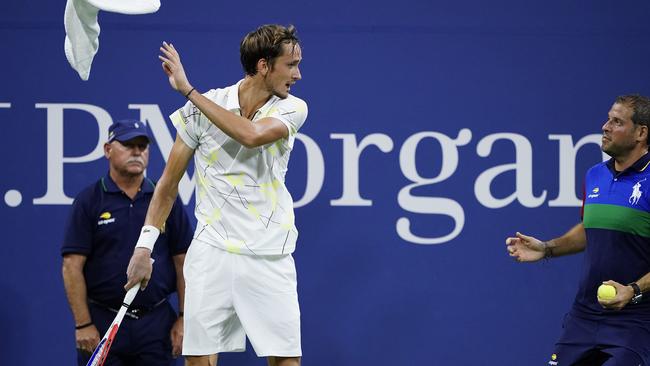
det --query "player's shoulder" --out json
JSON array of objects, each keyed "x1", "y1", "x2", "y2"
[
  {"x1": 275, "y1": 94, "x2": 308, "y2": 115},
  {"x1": 283, "y1": 94, "x2": 307, "y2": 107},
  {"x1": 199, "y1": 84, "x2": 239, "y2": 109},
  {"x1": 202, "y1": 88, "x2": 222, "y2": 101}
]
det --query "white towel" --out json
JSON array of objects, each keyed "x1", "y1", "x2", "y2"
[{"x1": 64, "y1": 0, "x2": 160, "y2": 81}]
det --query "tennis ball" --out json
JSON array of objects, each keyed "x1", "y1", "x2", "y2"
[{"x1": 597, "y1": 284, "x2": 616, "y2": 300}]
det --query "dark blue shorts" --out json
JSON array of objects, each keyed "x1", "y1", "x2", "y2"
[
  {"x1": 551, "y1": 344, "x2": 642, "y2": 365},
  {"x1": 548, "y1": 313, "x2": 649, "y2": 366},
  {"x1": 76, "y1": 301, "x2": 179, "y2": 366}
]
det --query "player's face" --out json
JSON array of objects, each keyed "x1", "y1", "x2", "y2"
[
  {"x1": 266, "y1": 43, "x2": 302, "y2": 99},
  {"x1": 105, "y1": 136, "x2": 150, "y2": 177},
  {"x1": 601, "y1": 103, "x2": 643, "y2": 158}
]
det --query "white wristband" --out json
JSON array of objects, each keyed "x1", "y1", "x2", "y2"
[{"x1": 135, "y1": 225, "x2": 160, "y2": 252}]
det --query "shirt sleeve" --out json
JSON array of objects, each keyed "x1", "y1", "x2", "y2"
[
  {"x1": 61, "y1": 188, "x2": 94, "y2": 256},
  {"x1": 169, "y1": 90, "x2": 217, "y2": 149},
  {"x1": 267, "y1": 96, "x2": 308, "y2": 148},
  {"x1": 165, "y1": 197, "x2": 194, "y2": 255}
]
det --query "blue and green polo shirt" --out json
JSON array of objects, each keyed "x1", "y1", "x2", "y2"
[
  {"x1": 61, "y1": 173, "x2": 193, "y2": 308},
  {"x1": 574, "y1": 152, "x2": 650, "y2": 320}
]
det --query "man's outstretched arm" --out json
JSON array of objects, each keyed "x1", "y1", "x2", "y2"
[
  {"x1": 505, "y1": 223, "x2": 586, "y2": 262},
  {"x1": 125, "y1": 135, "x2": 194, "y2": 290}
]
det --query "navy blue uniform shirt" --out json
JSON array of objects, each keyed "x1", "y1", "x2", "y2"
[
  {"x1": 61, "y1": 174, "x2": 193, "y2": 308},
  {"x1": 574, "y1": 152, "x2": 650, "y2": 321}
]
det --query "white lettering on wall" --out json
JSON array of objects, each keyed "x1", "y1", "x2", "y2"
[
  {"x1": 396, "y1": 129, "x2": 472, "y2": 244},
  {"x1": 330, "y1": 133, "x2": 394, "y2": 206},
  {"x1": 26, "y1": 102, "x2": 606, "y2": 245},
  {"x1": 293, "y1": 133, "x2": 325, "y2": 208},
  {"x1": 474, "y1": 133, "x2": 546, "y2": 208},
  {"x1": 33, "y1": 103, "x2": 112, "y2": 205}
]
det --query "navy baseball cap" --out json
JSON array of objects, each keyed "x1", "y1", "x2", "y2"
[{"x1": 108, "y1": 119, "x2": 150, "y2": 143}]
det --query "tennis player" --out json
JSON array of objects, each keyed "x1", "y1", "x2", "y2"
[{"x1": 125, "y1": 24, "x2": 307, "y2": 366}]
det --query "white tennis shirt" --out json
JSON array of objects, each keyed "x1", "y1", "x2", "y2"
[{"x1": 170, "y1": 80, "x2": 308, "y2": 255}]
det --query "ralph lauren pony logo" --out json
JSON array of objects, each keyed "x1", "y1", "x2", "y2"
[{"x1": 629, "y1": 179, "x2": 647, "y2": 205}]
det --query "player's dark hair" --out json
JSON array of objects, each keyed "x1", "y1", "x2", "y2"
[
  {"x1": 616, "y1": 94, "x2": 650, "y2": 145},
  {"x1": 240, "y1": 24, "x2": 299, "y2": 76}
]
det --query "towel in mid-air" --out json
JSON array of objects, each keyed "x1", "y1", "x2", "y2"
[{"x1": 64, "y1": 0, "x2": 160, "y2": 81}]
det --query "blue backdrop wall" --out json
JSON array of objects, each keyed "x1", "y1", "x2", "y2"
[{"x1": 3, "y1": 0, "x2": 650, "y2": 364}]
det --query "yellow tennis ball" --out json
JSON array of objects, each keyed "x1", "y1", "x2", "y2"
[{"x1": 597, "y1": 284, "x2": 616, "y2": 300}]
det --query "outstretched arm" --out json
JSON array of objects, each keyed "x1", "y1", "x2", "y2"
[
  {"x1": 158, "y1": 42, "x2": 288, "y2": 148},
  {"x1": 505, "y1": 223, "x2": 586, "y2": 262},
  {"x1": 125, "y1": 135, "x2": 194, "y2": 290}
]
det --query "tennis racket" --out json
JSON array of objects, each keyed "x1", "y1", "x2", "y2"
[{"x1": 85, "y1": 283, "x2": 141, "y2": 366}]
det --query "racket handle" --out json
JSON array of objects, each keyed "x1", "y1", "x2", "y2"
[
  {"x1": 123, "y1": 282, "x2": 141, "y2": 306},
  {"x1": 122, "y1": 258, "x2": 151, "y2": 306}
]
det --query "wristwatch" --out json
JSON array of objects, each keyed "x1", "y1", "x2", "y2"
[{"x1": 629, "y1": 282, "x2": 643, "y2": 305}]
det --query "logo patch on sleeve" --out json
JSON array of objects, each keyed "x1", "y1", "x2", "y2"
[{"x1": 587, "y1": 187, "x2": 600, "y2": 198}]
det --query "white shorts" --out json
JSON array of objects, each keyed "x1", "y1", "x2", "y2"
[{"x1": 182, "y1": 240, "x2": 301, "y2": 357}]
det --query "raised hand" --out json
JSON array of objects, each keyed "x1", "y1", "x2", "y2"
[
  {"x1": 158, "y1": 41, "x2": 193, "y2": 96},
  {"x1": 505, "y1": 231, "x2": 545, "y2": 262}
]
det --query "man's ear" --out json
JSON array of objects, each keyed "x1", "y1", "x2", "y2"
[
  {"x1": 104, "y1": 142, "x2": 112, "y2": 159},
  {"x1": 637, "y1": 125, "x2": 648, "y2": 145},
  {"x1": 257, "y1": 58, "x2": 269, "y2": 76}
]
